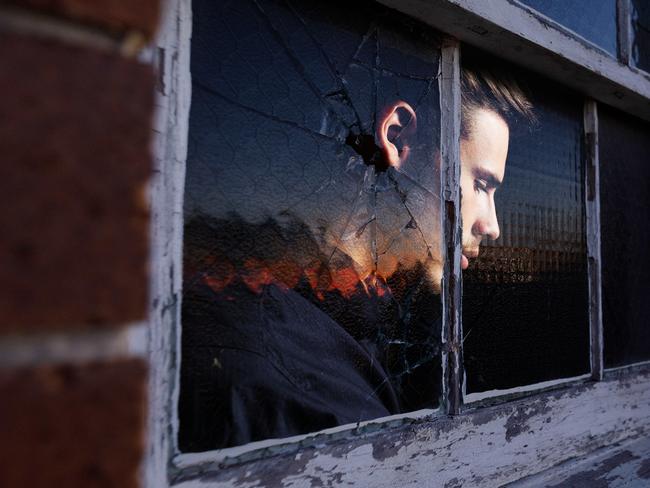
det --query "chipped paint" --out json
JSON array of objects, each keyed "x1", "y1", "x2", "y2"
[
  {"x1": 637, "y1": 458, "x2": 650, "y2": 479},
  {"x1": 504, "y1": 400, "x2": 552, "y2": 442},
  {"x1": 584, "y1": 100, "x2": 604, "y2": 383},
  {"x1": 371, "y1": 436, "x2": 406, "y2": 462},
  {"x1": 170, "y1": 371, "x2": 650, "y2": 487},
  {"x1": 440, "y1": 39, "x2": 464, "y2": 417},
  {"x1": 512, "y1": 435, "x2": 650, "y2": 487},
  {"x1": 146, "y1": 1, "x2": 193, "y2": 487}
]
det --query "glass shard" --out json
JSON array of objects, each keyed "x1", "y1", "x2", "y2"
[{"x1": 180, "y1": 0, "x2": 443, "y2": 451}]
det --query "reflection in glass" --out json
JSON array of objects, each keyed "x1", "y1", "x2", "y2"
[
  {"x1": 462, "y1": 53, "x2": 590, "y2": 394},
  {"x1": 632, "y1": 0, "x2": 650, "y2": 71},
  {"x1": 600, "y1": 106, "x2": 650, "y2": 368},
  {"x1": 519, "y1": 0, "x2": 617, "y2": 56},
  {"x1": 179, "y1": 0, "x2": 443, "y2": 451}
]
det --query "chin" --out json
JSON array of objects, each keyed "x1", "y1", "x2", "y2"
[{"x1": 427, "y1": 262, "x2": 443, "y2": 295}]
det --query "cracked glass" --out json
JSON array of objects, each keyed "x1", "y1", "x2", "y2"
[
  {"x1": 518, "y1": 0, "x2": 617, "y2": 56},
  {"x1": 179, "y1": 0, "x2": 443, "y2": 451},
  {"x1": 632, "y1": 0, "x2": 650, "y2": 71},
  {"x1": 600, "y1": 105, "x2": 650, "y2": 368},
  {"x1": 461, "y1": 52, "x2": 590, "y2": 394}
]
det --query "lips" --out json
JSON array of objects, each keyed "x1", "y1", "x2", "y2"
[{"x1": 461, "y1": 248, "x2": 479, "y2": 270}]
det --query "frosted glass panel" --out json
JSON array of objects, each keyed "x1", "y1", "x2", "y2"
[
  {"x1": 519, "y1": 0, "x2": 617, "y2": 56},
  {"x1": 462, "y1": 54, "x2": 590, "y2": 394}
]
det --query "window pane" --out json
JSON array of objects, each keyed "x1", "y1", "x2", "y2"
[
  {"x1": 462, "y1": 52, "x2": 590, "y2": 394},
  {"x1": 632, "y1": 0, "x2": 650, "y2": 71},
  {"x1": 180, "y1": 0, "x2": 443, "y2": 451},
  {"x1": 600, "y1": 106, "x2": 650, "y2": 368},
  {"x1": 519, "y1": 0, "x2": 617, "y2": 56}
]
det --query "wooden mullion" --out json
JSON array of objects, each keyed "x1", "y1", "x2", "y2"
[
  {"x1": 440, "y1": 38, "x2": 464, "y2": 415},
  {"x1": 617, "y1": 0, "x2": 632, "y2": 66},
  {"x1": 584, "y1": 99, "x2": 604, "y2": 381}
]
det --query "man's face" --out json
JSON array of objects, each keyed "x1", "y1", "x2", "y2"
[{"x1": 460, "y1": 108, "x2": 509, "y2": 269}]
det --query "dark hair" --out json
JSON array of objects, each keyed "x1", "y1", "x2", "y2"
[{"x1": 461, "y1": 55, "x2": 535, "y2": 139}]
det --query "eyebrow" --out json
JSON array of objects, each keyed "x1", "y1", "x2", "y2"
[{"x1": 473, "y1": 167, "x2": 502, "y2": 189}]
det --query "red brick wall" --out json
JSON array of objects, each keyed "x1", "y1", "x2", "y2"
[
  {"x1": 5, "y1": 0, "x2": 160, "y2": 37},
  {"x1": 0, "y1": 2, "x2": 159, "y2": 486}
]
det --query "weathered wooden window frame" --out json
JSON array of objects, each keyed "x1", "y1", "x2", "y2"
[{"x1": 146, "y1": 0, "x2": 650, "y2": 486}]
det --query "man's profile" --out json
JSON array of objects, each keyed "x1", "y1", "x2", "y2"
[
  {"x1": 459, "y1": 62, "x2": 534, "y2": 271},
  {"x1": 375, "y1": 58, "x2": 533, "y2": 288}
]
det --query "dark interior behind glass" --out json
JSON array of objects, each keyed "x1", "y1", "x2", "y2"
[{"x1": 600, "y1": 105, "x2": 650, "y2": 368}]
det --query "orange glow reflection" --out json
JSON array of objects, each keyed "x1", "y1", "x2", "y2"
[{"x1": 201, "y1": 257, "x2": 403, "y2": 300}]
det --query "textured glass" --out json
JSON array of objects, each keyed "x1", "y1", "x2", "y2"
[
  {"x1": 180, "y1": 0, "x2": 443, "y2": 451},
  {"x1": 600, "y1": 106, "x2": 650, "y2": 368},
  {"x1": 519, "y1": 0, "x2": 617, "y2": 56},
  {"x1": 462, "y1": 64, "x2": 590, "y2": 393},
  {"x1": 632, "y1": 0, "x2": 650, "y2": 71}
]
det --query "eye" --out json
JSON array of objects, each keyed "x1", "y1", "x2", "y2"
[{"x1": 474, "y1": 178, "x2": 488, "y2": 193}]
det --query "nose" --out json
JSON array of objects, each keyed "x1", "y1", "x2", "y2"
[
  {"x1": 473, "y1": 199, "x2": 500, "y2": 241},
  {"x1": 485, "y1": 201, "x2": 500, "y2": 240}
]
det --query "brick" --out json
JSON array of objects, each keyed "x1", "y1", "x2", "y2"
[
  {"x1": 0, "y1": 34, "x2": 153, "y2": 331},
  {"x1": 7, "y1": 0, "x2": 160, "y2": 38},
  {"x1": 0, "y1": 359, "x2": 147, "y2": 488}
]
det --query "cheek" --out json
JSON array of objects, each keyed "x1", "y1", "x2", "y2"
[
  {"x1": 461, "y1": 202, "x2": 476, "y2": 234},
  {"x1": 459, "y1": 171, "x2": 473, "y2": 201}
]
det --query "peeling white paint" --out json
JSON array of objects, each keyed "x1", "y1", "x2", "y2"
[
  {"x1": 174, "y1": 409, "x2": 436, "y2": 469},
  {"x1": 145, "y1": 1, "x2": 192, "y2": 487},
  {"x1": 440, "y1": 38, "x2": 464, "y2": 416},
  {"x1": 172, "y1": 372, "x2": 650, "y2": 487},
  {"x1": 606, "y1": 359, "x2": 650, "y2": 374},
  {"x1": 464, "y1": 373, "x2": 590, "y2": 404},
  {"x1": 584, "y1": 100, "x2": 604, "y2": 382},
  {"x1": 511, "y1": 435, "x2": 650, "y2": 486}
]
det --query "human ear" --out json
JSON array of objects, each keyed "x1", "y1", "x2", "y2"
[{"x1": 377, "y1": 101, "x2": 417, "y2": 168}]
